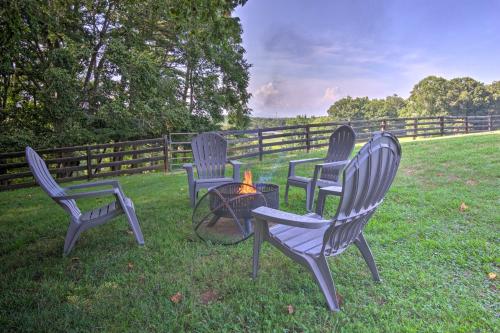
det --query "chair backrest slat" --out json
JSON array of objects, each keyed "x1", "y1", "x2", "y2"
[
  {"x1": 321, "y1": 125, "x2": 356, "y2": 182},
  {"x1": 25, "y1": 147, "x2": 81, "y2": 218},
  {"x1": 323, "y1": 133, "x2": 401, "y2": 255},
  {"x1": 191, "y1": 132, "x2": 227, "y2": 179}
]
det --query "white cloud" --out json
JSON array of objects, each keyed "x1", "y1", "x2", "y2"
[
  {"x1": 322, "y1": 87, "x2": 341, "y2": 102},
  {"x1": 249, "y1": 77, "x2": 392, "y2": 117},
  {"x1": 254, "y1": 82, "x2": 279, "y2": 99},
  {"x1": 249, "y1": 33, "x2": 474, "y2": 117}
]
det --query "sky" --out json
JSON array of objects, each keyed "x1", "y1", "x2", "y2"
[{"x1": 234, "y1": 0, "x2": 500, "y2": 117}]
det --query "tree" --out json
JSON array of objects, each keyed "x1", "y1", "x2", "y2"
[
  {"x1": 163, "y1": 0, "x2": 251, "y2": 130},
  {"x1": 285, "y1": 115, "x2": 311, "y2": 126},
  {"x1": 400, "y1": 76, "x2": 450, "y2": 117},
  {"x1": 365, "y1": 95, "x2": 406, "y2": 119},
  {"x1": 486, "y1": 81, "x2": 500, "y2": 114},
  {"x1": 327, "y1": 96, "x2": 369, "y2": 120},
  {"x1": 0, "y1": 0, "x2": 251, "y2": 151},
  {"x1": 447, "y1": 77, "x2": 491, "y2": 116}
]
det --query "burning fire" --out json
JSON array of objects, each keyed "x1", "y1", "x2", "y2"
[{"x1": 239, "y1": 170, "x2": 256, "y2": 194}]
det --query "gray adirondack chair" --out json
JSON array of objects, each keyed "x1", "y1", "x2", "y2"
[
  {"x1": 251, "y1": 132, "x2": 401, "y2": 311},
  {"x1": 285, "y1": 125, "x2": 356, "y2": 211},
  {"x1": 25, "y1": 147, "x2": 144, "y2": 255},
  {"x1": 183, "y1": 132, "x2": 243, "y2": 207}
]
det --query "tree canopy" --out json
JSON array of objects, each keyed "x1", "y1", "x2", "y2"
[
  {"x1": 0, "y1": 0, "x2": 250, "y2": 151},
  {"x1": 328, "y1": 76, "x2": 498, "y2": 121},
  {"x1": 327, "y1": 95, "x2": 405, "y2": 120}
]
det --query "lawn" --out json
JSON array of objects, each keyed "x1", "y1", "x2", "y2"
[{"x1": 0, "y1": 132, "x2": 499, "y2": 332}]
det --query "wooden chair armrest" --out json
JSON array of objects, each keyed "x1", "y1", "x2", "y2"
[
  {"x1": 183, "y1": 163, "x2": 196, "y2": 183},
  {"x1": 228, "y1": 160, "x2": 243, "y2": 182},
  {"x1": 314, "y1": 159, "x2": 350, "y2": 169},
  {"x1": 252, "y1": 206, "x2": 331, "y2": 229},
  {"x1": 289, "y1": 157, "x2": 324, "y2": 166},
  {"x1": 54, "y1": 189, "x2": 117, "y2": 201},
  {"x1": 228, "y1": 160, "x2": 244, "y2": 165},
  {"x1": 64, "y1": 180, "x2": 121, "y2": 191},
  {"x1": 288, "y1": 157, "x2": 324, "y2": 177}
]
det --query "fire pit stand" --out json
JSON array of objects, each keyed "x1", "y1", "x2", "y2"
[{"x1": 192, "y1": 182, "x2": 279, "y2": 245}]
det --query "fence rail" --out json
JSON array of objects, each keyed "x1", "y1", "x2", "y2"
[{"x1": 1, "y1": 115, "x2": 499, "y2": 191}]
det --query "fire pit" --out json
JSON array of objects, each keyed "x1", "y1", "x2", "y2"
[{"x1": 192, "y1": 173, "x2": 279, "y2": 244}]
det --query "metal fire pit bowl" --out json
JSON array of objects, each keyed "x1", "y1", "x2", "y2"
[{"x1": 192, "y1": 182, "x2": 279, "y2": 245}]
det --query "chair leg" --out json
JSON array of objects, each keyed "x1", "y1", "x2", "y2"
[
  {"x1": 187, "y1": 181, "x2": 195, "y2": 207},
  {"x1": 315, "y1": 188, "x2": 328, "y2": 216},
  {"x1": 122, "y1": 202, "x2": 144, "y2": 245},
  {"x1": 63, "y1": 221, "x2": 81, "y2": 256},
  {"x1": 305, "y1": 183, "x2": 314, "y2": 212},
  {"x1": 118, "y1": 196, "x2": 145, "y2": 245},
  {"x1": 306, "y1": 255, "x2": 340, "y2": 311},
  {"x1": 252, "y1": 220, "x2": 265, "y2": 279},
  {"x1": 189, "y1": 183, "x2": 197, "y2": 207},
  {"x1": 284, "y1": 182, "x2": 290, "y2": 205},
  {"x1": 354, "y1": 233, "x2": 380, "y2": 281},
  {"x1": 125, "y1": 206, "x2": 145, "y2": 245}
]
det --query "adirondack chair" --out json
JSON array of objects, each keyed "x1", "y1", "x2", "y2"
[
  {"x1": 251, "y1": 132, "x2": 402, "y2": 311},
  {"x1": 183, "y1": 132, "x2": 243, "y2": 207},
  {"x1": 314, "y1": 131, "x2": 385, "y2": 216},
  {"x1": 285, "y1": 125, "x2": 356, "y2": 211},
  {"x1": 25, "y1": 147, "x2": 144, "y2": 255}
]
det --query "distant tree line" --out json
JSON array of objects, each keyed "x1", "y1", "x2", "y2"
[
  {"x1": 251, "y1": 115, "x2": 322, "y2": 128},
  {"x1": 327, "y1": 76, "x2": 499, "y2": 120},
  {"x1": 0, "y1": 0, "x2": 250, "y2": 151},
  {"x1": 252, "y1": 76, "x2": 499, "y2": 129}
]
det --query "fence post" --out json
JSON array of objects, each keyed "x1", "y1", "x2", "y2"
[
  {"x1": 258, "y1": 129, "x2": 263, "y2": 161},
  {"x1": 163, "y1": 135, "x2": 169, "y2": 173},
  {"x1": 465, "y1": 116, "x2": 469, "y2": 134},
  {"x1": 488, "y1": 115, "x2": 492, "y2": 131},
  {"x1": 305, "y1": 125, "x2": 311, "y2": 153},
  {"x1": 86, "y1": 146, "x2": 92, "y2": 180},
  {"x1": 440, "y1": 116, "x2": 444, "y2": 136},
  {"x1": 413, "y1": 118, "x2": 418, "y2": 140}
]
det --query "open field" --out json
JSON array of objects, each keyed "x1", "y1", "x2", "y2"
[{"x1": 1, "y1": 132, "x2": 499, "y2": 332}]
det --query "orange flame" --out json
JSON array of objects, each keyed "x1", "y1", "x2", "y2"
[{"x1": 239, "y1": 170, "x2": 256, "y2": 194}]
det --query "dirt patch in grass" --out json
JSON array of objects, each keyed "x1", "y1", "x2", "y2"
[
  {"x1": 200, "y1": 290, "x2": 221, "y2": 304},
  {"x1": 404, "y1": 167, "x2": 418, "y2": 176},
  {"x1": 465, "y1": 179, "x2": 478, "y2": 186}
]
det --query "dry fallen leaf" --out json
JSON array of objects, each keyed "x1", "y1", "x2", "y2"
[
  {"x1": 286, "y1": 304, "x2": 294, "y2": 314},
  {"x1": 170, "y1": 292, "x2": 183, "y2": 304},
  {"x1": 336, "y1": 292, "x2": 344, "y2": 307},
  {"x1": 465, "y1": 179, "x2": 477, "y2": 186},
  {"x1": 459, "y1": 202, "x2": 468, "y2": 212},
  {"x1": 200, "y1": 290, "x2": 220, "y2": 305},
  {"x1": 488, "y1": 272, "x2": 496, "y2": 280},
  {"x1": 126, "y1": 229, "x2": 134, "y2": 235}
]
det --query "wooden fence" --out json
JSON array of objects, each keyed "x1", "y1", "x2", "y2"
[{"x1": 1, "y1": 115, "x2": 499, "y2": 191}]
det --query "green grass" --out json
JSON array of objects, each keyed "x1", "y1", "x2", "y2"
[{"x1": 1, "y1": 132, "x2": 499, "y2": 332}]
